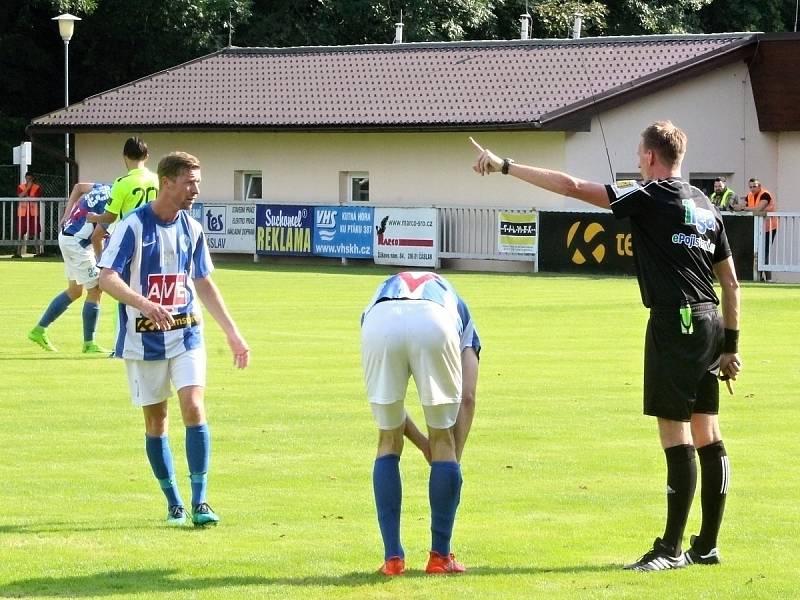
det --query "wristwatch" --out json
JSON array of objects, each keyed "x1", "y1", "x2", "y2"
[{"x1": 501, "y1": 158, "x2": 514, "y2": 175}]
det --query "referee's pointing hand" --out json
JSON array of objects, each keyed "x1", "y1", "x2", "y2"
[{"x1": 470, "y1": 137, "x2": 503, "y2": 176}]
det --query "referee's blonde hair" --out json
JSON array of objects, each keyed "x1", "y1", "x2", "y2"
[{"x1": 641, "y1": 121, "x2": 686, "y2": 168}]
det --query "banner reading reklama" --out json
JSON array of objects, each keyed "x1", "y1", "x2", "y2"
[{"x1": 256, "y1": 205, "x2": 313, "y2": 256}]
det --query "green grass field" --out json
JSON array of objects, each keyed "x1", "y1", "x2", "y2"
[{"x1": 0, "y1": 257, "x2": 797, "y2": 599}]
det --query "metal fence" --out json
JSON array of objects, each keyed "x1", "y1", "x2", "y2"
[
  {"x1": 439, "y1": 206, "x2": 538, "y2": 268},
  {"x1": 2, "y1": 197, "x2": 797, "y2": 278},
  {"x1": 0, "y1": 198, "x2": 65, "y2": 249},
  {"x1": 755, "y1": 213, "x2": 800, "y2": 275}
]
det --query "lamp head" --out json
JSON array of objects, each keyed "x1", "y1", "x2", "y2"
[{"x1": 53, "y1": 13, "x2": 81, "y2": 42}]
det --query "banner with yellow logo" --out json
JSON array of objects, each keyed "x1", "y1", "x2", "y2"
[{"x1": 498, "y1": 211, "x2": 537, "y2": 255}]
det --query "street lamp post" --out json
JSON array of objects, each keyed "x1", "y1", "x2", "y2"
[{"x1": 52, "y1": 13, "x2": 81, "y2": 200}]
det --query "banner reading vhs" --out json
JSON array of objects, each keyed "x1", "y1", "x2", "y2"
[
  {"x1": 313, "y1": 206, "x2": 374, "y2": 258},
  {"x1": 498, "y1": 210, "x2": 537, "y2": 255},
  {"x1": 256, "y1": 205, "x2": 313, "y2": 256},
  {"x1": 373, "y1": 208, "x2": 437, "y2": 267},
  {"x1": 201, "y1": 204, "x2": 257, "y2": 253}
]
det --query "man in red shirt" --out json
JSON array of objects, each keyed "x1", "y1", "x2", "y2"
[{"x1": 15, "y1": 172, "x2": 44, "y2": 257}]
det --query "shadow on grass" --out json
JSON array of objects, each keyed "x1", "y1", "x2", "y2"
[
  {"x1": 0, "y1": 564, "x2": 620, "y2": 596},
  {"x1": 0, "y1": 354, "x2": 113, "y2": 361},
  {"x1": 0, "y1": 522, "x2": 174, "y2": 535}
]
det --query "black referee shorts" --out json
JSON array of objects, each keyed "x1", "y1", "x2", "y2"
[{"x1": 643, "y1": 303, "x2": 723, "y2": 422}]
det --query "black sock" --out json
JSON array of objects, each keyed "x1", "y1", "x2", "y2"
[
  {"x1": 696, "y1": 441, "x2": 729, "y2": 553},
  {"x1": 662, "y1": 444, "x2": 697, "y2": 554}
]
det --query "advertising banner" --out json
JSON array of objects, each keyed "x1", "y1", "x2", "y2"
[
  {"x1": 255, "y1": 205, "x2": 313, "y2": 256},
  {"x1": 373, "y1": 207, "x2": 437, "y2": 267},
  {"x1": 199, "y1": 203, "x2": 257, "y2": 253},
  {"x1": 537, "y1": 212, "x2": 755, "y2": 280},
  {"x1": 189, "y1": 203, "x2": 203, "y2": 223},
  {"x1": 313, "y1": 205, "x2": 374, "y2": 258},
  {"x1": 498, "y1": 210, "x2": 537, "y2": 255}
]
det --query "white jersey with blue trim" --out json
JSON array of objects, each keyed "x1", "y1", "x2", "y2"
[
  {"x1": 98, "y1": 204, "x2": 213, "y2": 360},
  {"x1": 362, "y1": 271, "x2": 481, "y2": 354},
  {"x1": 62, "y1": 183, "x2": 111, "y2": 244}
]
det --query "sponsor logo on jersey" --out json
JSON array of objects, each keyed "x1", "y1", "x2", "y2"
[
  {"x1": 146, "y1": 274, "x2": 188, "y2": 307},
  {"x1": 135, "y1": 311, "x2": 198, "y2": 332},
  {"x1": 681, "y1": 199, "x2": 716, "y2": 234},
  {"x1": 610, "y1": 180, "x2": 642, "y2": 198},
  {"x1": 615, "y1": 179, "x2": 638, "y2": 189},
  {"x1": 671, "y1": 233, "x2": 716, "y2": 253}
]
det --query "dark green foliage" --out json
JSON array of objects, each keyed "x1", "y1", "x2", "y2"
[{"x1": 1, "y1": 0, "x2": 798, "y2": 183}]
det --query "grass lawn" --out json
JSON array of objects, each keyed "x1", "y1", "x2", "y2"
[{"x1": 0, "y1": 257, "x2": 797, "y2": 599}]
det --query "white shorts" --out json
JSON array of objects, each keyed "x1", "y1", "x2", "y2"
[
  {"x1": 361, "y1": 300, "x2": 462, "y2": 430},
  {"x1": 59, "y1": 232, "x2": 99, "y2": 288},
  {"x1": 124, "y1": 347, "x2": 207, "y2": 407}
]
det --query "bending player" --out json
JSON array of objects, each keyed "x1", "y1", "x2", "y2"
[
  {"x1": 28, "y1": 183, "x2": 112, "y2": 353},
  {"x1": 361, "y1": 271, "x2": 480, "y2": 576}
]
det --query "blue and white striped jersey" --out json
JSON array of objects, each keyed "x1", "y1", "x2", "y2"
[
  {"x1": 62, "y1": 183, "x2": 111, "y2": 246},
  {"x1": 362, "y1": 271, "x2": 481, "y2": 354},
  {"x1": 98, "y1": 204, "x2": 213, "y2": 360}
]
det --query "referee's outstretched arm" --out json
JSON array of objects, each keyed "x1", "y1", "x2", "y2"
[{"x1": 469, "y1": 137, "x2": 610, "y2": 208}]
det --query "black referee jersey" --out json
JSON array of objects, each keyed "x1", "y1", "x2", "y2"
[{"x1": 604, "y1": 178, "x2": 732, "y2": 308}]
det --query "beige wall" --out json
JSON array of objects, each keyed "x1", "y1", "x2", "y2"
[
  {"x1": 75, "y1": 131, "x2": 566, "y2": 209},
  {"x1": 777, "y1": 132, "x2": 800, "y2": 212},
  {"x1": 564, "y1": 62, "x2": 787, "y2": 209}
]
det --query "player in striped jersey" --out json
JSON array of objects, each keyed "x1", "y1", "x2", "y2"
[
  {"x1": 361, "y1": 272, "x2": 480, "y2": 576},
  {"x1": 98, "y1": 152, "x2": 249, "y2": 527},
  {"x1": 28, "y1": 182, "x2": 112, "y2": 353}
]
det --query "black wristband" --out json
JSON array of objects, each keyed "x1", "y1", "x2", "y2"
[
  {"x1": 501, "y1": 158, "x2": 514, "y2": 175},
  {"x1": 723, "y1": 328, "x2": 739, "y2": 354}
]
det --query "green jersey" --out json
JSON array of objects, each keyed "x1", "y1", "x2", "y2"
[{"x1": 106, "y1": 167, "x2": 159, "y2": 219}]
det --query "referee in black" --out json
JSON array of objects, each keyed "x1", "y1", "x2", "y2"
[{"x1": 470, "y1": 121, "x2": 742, "y2": 571}]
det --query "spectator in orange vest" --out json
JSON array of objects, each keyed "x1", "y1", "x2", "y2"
[
  {"x1": 736, "y1": 178, "x2": 777, "y2": 281},
  {"x1": 15, "y1": 172, "x2": 44, "y2": 257}
]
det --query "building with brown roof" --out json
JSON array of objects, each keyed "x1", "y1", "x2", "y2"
[{"x1": 27, "y1": 32, "x2": 800, "y2": 213}]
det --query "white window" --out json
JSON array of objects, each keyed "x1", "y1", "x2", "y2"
[
  {"x1": 235, "y1": 170, "x2": 262, "y2": 202},
  {"x1": 244, "y1": 172, "x2": 262, "y2": 200},
  {"x1": 348, "y1": 172, "x2": 369, "y2": 202}
]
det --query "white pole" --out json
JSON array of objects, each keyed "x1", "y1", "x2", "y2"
[{"x1": 64, "y1": 38, "x2": 70, "y2": 199}]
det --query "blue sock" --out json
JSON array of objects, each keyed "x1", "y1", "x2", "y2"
[
  {"x1": 38, "y1": 291, "x2": 74, "y2": 328},
  {"x1": 186, "y1": 424, "x2": 210, "y2": 507},
  {"x1": 82, "y1": 301, "x2": 100, "y2": 342},
  {"x1": 429, "y1": 461, "x2": 462, "y2": 556},
  {"x1": 373, "y1": 454, "x2": 404, "y2": 560},
  {"x1": 145, "y1": 435, "x2": 183, "y2": 507}
]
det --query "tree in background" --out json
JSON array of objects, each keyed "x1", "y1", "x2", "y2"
[
  {"x1": 234, "y1": 0, "x2": 495, "y2": 47},
  {"x1": 487, "y1": 1, "x2": 609, "y2": 40},
  {"x1": 603, "y1": 0, "x2": 712, "y2": 35},
  {"x1": 698, "y1": 0, "x2": 795, "y2": 34},
  {"x1": 0, "y1": 0, "x2": 252, "y2": 188},
  {"x1": 2, "y1": 0, "x2": 799, "y2": 191},
  {"x1": 74, "y1": 0, "x2": 251, "y2": 96}
]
